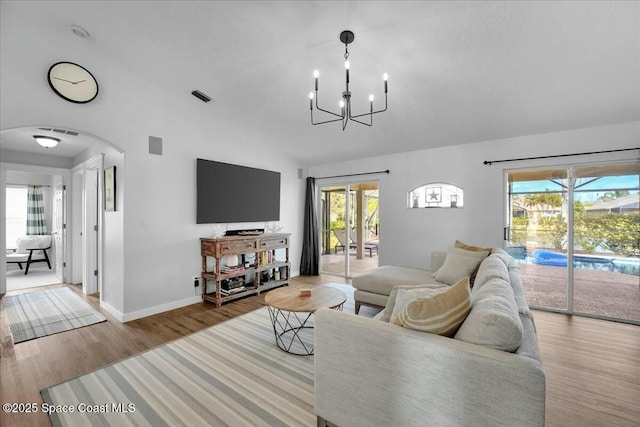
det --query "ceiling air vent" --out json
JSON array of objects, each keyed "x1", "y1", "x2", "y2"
[
  {"x1": 191, "y1": 90, "x2": 212, "y2": 103},
  {"x1": 37, "y1": 127, "x2": 79, "y2": 136}
]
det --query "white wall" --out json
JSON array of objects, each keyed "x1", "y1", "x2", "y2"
[
  {"x1": 309, "y1": 121, "x2": 640, "y2": 269},
  {"x1": 1, "y1": 41, "x2": 306, "y2": 322}
]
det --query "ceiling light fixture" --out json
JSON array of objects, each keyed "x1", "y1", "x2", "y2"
[
  {"x1": 33, "y1": 135, "x2": 60, "y2": 148},
  {"x1": 310, "y1": 30, "x2": 388, "y2": 130}
]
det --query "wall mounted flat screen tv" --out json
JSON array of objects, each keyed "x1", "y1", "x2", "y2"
[{"x1": 197, "y1": 158, "x2": 281, "y2": 224}]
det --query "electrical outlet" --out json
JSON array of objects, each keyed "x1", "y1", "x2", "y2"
[{"x1": 193, "y1": 276, "x2": 200, "y2": 288}]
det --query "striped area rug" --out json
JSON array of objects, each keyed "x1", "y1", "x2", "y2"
[
  {"x1": 3, "y1": 286, "x2": 106, "y2": 344},
  {"x1": 41, "y1": 283, "x2": 365, "y2": 427}
]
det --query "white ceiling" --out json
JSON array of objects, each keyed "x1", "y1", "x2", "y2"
[{"x1": 1, "y1": 1, "x2": 638, "y2": 165}]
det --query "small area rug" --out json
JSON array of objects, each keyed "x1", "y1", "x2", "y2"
[
  {"x1": 41, "y1": 283, "x2": 361, "y2": 426},
  {"x1": 3, "y1": 286, "x2": 106, "y2": 344}
]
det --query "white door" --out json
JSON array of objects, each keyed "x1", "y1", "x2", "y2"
[
  {"x1": 53, "y1": 178, "x2": 66, "y2": 283},
  {"x1": 84, "y1": 169, "x2": 99, "y2": 294}
]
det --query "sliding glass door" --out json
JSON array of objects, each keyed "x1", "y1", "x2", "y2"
[
  {"x1": 319, "y1": 182, "x2": 379, "y2": 278},
  {"x1": 507, "y1": 162, "x2": 639, "y2": 324},
  {"x1": 507, "y1": 169, "x2": 569, "y2": 311},
  {"x1": 571, "y1": 164, "x2": 640, "y2": 321}
]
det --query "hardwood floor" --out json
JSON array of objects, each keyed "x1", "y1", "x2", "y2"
[{"x1": 1, "y1": 276, "x2": 639, "y2": 427}]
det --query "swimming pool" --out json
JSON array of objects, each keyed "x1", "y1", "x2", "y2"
[{"x1": 509, "y1": 249, "x2": 640, "y2": 276}]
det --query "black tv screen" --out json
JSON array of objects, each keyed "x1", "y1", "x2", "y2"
[{"x1": 196, "y1": 158, "x2": 281, "y2": 224}]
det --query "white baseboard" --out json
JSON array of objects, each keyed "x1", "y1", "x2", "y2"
[
  {"x1": 100, "y1": 301, "x2": 125, "y2": 323},
  {"x1": 100, "y1": 295, "x2": 201, "y2": 323},
  {"x1": 100, "y1": 275, "x2": 306, "y2": 324}
]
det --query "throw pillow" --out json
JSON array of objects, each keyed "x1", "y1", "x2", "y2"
[
  {"x1": 454, "y1": 240, "x2": 494, "y2": 286},
  {"x1": 454, "y1": 240, "x2": 493, "y2": 253},
  {"x1": 378, "y1": 284, "x2": 449, "y2": 323},
  {"x1": 454, "y1": 278, "x2": 523, "y2": 352},
  {"x1": 389, "y1": 286, "x2": 450, "y2": 325},
  {"x1": 392, "y1": 277, "x2": 471, "y2": 337},
  {"x1": 433, "y1": 247, "x2": 490, "y2": 285}
]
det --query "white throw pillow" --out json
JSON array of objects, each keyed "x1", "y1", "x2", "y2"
[
  {"x1": 433, "y1": 247, "x2": 490, "y2": 285},
  {"x1": 454, "y1": 277, "x2": 523, "y2": 352}
]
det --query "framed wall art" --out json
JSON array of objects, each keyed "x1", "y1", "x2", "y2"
[{"x1": 105, "y1": 165, "x2": 116, "y2": 211}]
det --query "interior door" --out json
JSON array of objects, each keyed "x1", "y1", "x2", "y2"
[
  {"x1": 53, "y1": 178, "x2": 65, "y2": 283},
  {"x1": 84, "y1": 169, "x2": 99, "y2": 294}
]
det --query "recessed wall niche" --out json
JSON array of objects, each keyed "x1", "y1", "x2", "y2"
[{"x1": 408, "y1": 183, "x2": 464, "y2": 208}]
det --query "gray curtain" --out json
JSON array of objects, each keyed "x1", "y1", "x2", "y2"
[
  {"x1": 26, "y1": 185, "x2": 47, "y2": 235},
  {"x1": 300, "y1": 177, "x2": 319, "y2": 275}
]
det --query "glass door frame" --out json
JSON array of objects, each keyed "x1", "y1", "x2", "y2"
[
  {"x1": 504, "y1": 160, "x2": 640, "y2": 325},
  {"x1": 318, "y1": 179, "x2": 380, "y2": 280}
]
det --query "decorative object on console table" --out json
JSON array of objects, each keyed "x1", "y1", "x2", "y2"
[{"x1": 200, "y1": 233, "x2": 291, "y2": 307}]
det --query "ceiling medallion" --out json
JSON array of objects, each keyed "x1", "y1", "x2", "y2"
[{"x1": 309, "y1": 30, "x2": 388, "y2": 130}]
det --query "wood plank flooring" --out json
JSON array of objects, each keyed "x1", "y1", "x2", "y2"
[{"x1": 1, "y1": 275, "x2": 639, "y2": 427}]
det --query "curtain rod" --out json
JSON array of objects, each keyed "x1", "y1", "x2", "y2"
[
  {"x1": 6, "y1": 183, "x2": 51, "y2": 187},
  {"x1": 314, "y1": 169, "x2": 390, "y2": 180},
  {"x1": 483, "y1": 147, "x2": 639, "y2": 166}
]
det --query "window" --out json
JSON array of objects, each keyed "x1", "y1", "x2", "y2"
[
  {"x1": 5, "y1": 186, "x2": 27, "y2": 248},
  {"x1": 408, "y1": 182, "x2": 464, "y2": 208}
]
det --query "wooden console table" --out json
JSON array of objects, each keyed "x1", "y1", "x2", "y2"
[{"x1": 200, "y1": 233, "x2": 291, "y2": 307}]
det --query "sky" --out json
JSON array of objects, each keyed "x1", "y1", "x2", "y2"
[{"x1": 511, "y1": 175, "x2": 639, "y2": 203}]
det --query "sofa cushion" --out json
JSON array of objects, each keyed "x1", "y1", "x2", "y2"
[
  {"x1": 433, "y1": 247, "x2": 490, "y2": 285},
  {"x1": 454, "y1": 277, "x2": 524, "y2": 352},
  {"x1": 391, "y1": 277, "x2": 471, "y2": 337},
  {"x1": 377, "y1": 283, "x2": 449, "y2": 322},
  {"x1": 352, "y1": 265, "x2": 439, "y2": 296},
  {"x1": 473, "y1": 256, "x2": 510, "y2": 290},
  {"x1": 15, "y1": 235, "x2": 51, "y2": 254}
]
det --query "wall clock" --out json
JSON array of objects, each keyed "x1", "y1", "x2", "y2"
[{"x1": 47, "y1": 61, "x2": 99, "y2": 103}]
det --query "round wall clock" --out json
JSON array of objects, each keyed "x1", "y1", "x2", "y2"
[{"x1": 47, "y1": 61, "x2": 99, "y2": 103}]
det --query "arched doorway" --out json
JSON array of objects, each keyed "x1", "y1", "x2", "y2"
[{"x1": 0, "y1": 125, "x2": 124, "y2": 303}]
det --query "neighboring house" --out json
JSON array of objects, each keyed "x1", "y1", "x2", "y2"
[{"x1": 584, "y1": 194, "x2": 640, "y2": 215}]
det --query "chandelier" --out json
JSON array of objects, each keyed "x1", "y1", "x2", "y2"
[{"x1": 309, "y1": 30, "x2": 388, "y2": 130}]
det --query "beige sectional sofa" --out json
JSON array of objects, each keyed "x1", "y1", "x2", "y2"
[
  {"x1": 315, "y1": 248, "x2": 546, "y2": 427},
  {"x1": 352, "y1": 251, "x2": 447, "y2": 313}
]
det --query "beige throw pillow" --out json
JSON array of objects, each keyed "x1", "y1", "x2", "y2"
[
  {"x1": 454, "y1": 240, "x2": 492, "y2": 253},
  {"x1": 379, "y1": 284, "x2": 449, "y2": 323},
  {"x1": 392, "y1": 277, "x2": 471, "y2": 337},
  {"x1": 433, "y1": 247, "x2": 490, "y2": 285}
]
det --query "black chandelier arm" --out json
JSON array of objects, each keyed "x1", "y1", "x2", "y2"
[
  {"x1": 348, "y1": 116, "x2": 373, "y2": 127},
  {"x1": 314, "y1": 91, "x2": 343, "y2": 118},
  {"x1": 350, "y1": 93, "x2": 388, "y2": 119},
  {"x1": 311, "y1": 110, "x2": 345, "y2": 125}
]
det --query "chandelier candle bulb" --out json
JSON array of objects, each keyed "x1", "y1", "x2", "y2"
[
  {"x1": 384, "y1": 73, "x2": 388, "y2": 93},
  {"x1": 345, "y1": 60, "x2": 350, "y2": 83}
]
